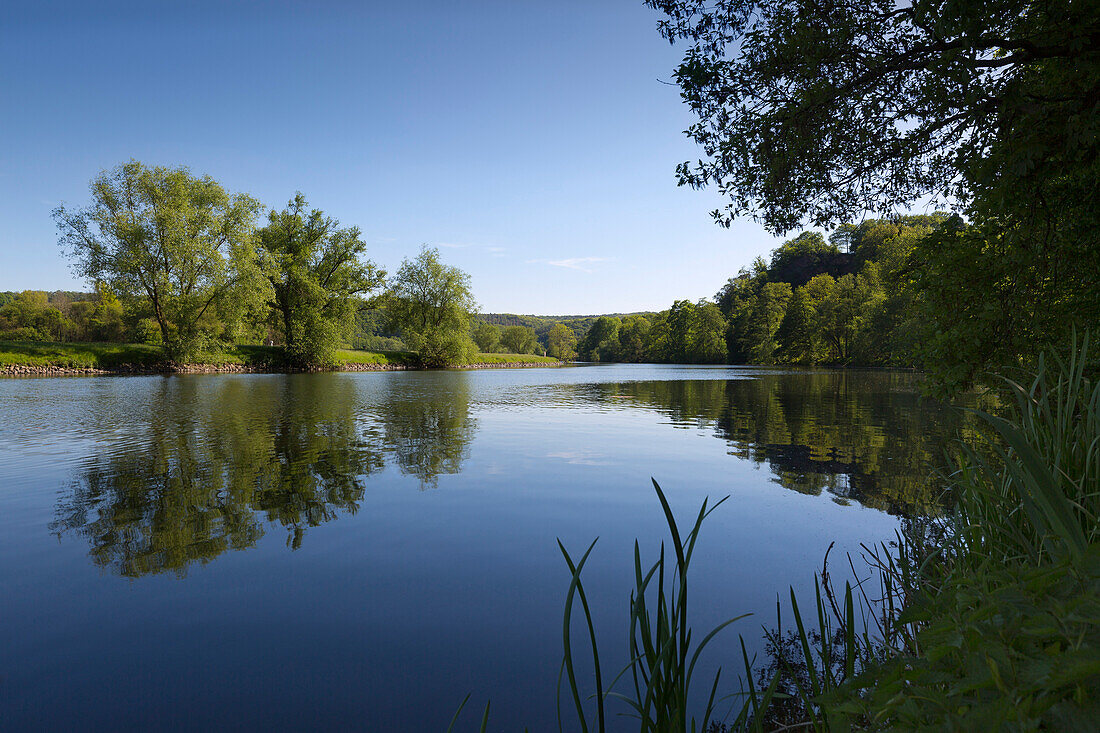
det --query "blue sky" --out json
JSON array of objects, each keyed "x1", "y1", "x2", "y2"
[{"x1": 1, "y1": 0, "x2": 785, "y2": 315}]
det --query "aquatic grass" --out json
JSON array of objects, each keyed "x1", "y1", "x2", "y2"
[
  {"x1": 445, "y1": 694, "x2": 492, "y2": 733},
  {"x1": 730, "y1": 336, "x2": 1100, "y2": 730},
  {"x1": 557, "y1": 479, "x2": 747, "y2": 732},
  {"x1": 814, "y1": 334, "x2": 1100, "y2": 729},
  {"x1": 729, "y1": 572, "x2": 871, "y2": 732},
  {"x1": 954, "y1": 331, "x2": 1099, "y2": 564}
]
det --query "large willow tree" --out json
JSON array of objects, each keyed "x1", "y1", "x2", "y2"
[
  {"x1": 646, "y1": 0, "x2": 1100, "y2": 389},
  {"x1": 54, "y1": 161, "x2": 268, "y2": 361}
]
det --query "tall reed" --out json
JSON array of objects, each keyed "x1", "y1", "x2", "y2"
[
  {"x1": 558, "y1": 479, "x2": 748, "y2": 732},
  {"x1": 954, "y1": 331, "x2": 1099, "y2": 564}
]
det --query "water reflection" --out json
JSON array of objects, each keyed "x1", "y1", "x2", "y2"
[
  {"x1": 50, "y1": 368, "x2": 969, "y2": 577},
  {"x1": 375, "y1": 373, "x2": 478, "y2": 488},
  {"x1": 51, "y1": 374, "x2": 475, "y2": 576},
  {"x1": 584, "y1": 370, "x2": 977, "y2": 513}
]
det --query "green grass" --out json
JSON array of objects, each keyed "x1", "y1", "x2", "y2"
[
  {"x1": 0, "y1": 341, "x2": 288, "y2": 369},
  {"x1": 472, "y1": 352, "x2": 561, "y2": 364},
  {"x1": 334, "y1": 349, "x2": 418, "y2": 367},
  {"x1": 195, "y1": 344, "x2": 282, "y2": 365},
  {"x1": 1, "y1": 341, "x2": 561, "y2": 372},
  {"x1": 0, "y1": 340, "x2": 166, "y2": 369}
]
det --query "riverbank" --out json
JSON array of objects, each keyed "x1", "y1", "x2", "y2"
[{"x1": 0, "y1": 340, "x2": 561, "y2": 377}]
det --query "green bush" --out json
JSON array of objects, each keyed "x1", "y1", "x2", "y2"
[
  {"x1": 840, "y1": 549, "x2": 1100, "y2": 729},
  {"x1": 0, "y1": 327, "x2": 47, "y2": 342}
]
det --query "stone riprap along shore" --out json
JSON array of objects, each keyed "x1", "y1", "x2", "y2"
[{"x1": 2, "y1": 360, "x2": 560, "y2": 377}]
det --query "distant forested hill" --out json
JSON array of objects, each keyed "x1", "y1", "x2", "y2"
[{"x1": 477, "y1": 313, "x2": 657, "y2": 343}]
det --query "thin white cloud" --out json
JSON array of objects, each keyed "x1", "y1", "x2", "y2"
[{"x1": 541, "y1": 256, "x2": 610, "y2": 273}]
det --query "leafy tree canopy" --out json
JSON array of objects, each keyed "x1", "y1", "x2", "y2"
[
  {"x1": 647, "y1": 0, "x2": 1099, "y2": 388},
  {"x1": 54, "y1": 161, "x2": 268, "y2": 360},
  {"x1": 579, "y1": 316, "x2": 622, "y2": 362},
  {"x1": 646, "y1": 0, "x2": 1099, "y2": 232},
  {"x1": 501, "y1": 325, "x2": 539, "y2": 355},
  {"x1": 471, "y1": 321, "x2": 501, "y2": 353},
  {"x1": 257, "y1": 193, "x2": 384, "y2": 366},
  {"x1": 385, "y1": 247, "x2": 478, "y2": 367},
  {"x1": 547, "y1": 322, "x2": 579, "y2": 362}
]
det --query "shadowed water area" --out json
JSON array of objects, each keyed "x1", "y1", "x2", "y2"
[{"x1": 0, "y1": 365, "x2": 975, "y2": 730}]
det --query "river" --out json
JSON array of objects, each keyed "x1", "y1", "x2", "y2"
[{"x1": 0, "y1": 365, "x2": 970, "y2": 730}]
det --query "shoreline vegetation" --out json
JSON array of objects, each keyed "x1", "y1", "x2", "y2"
[
  {"x1": 447, "y1": 338, "x2": 1100, "y2": 731},
  {"x1": 0, "y1": 340, "x2": 560, "y2": 377}
]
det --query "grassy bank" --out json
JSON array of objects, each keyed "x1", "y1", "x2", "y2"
[
  {"x1": 470, "y1": 352, "x2": 561, "y2": 365},
  {"x1": 334, "y1": 349, "x2": 418, "y2": 367},
  {"x1": 0, "y1": 340, "x2": 401, "y2": 371},
  {"x1": 0, "y1": 340, "x2": 169, "y2": 369},
  {"x1": 1, "y1": 341, "x2": 560, "y2": 373}
]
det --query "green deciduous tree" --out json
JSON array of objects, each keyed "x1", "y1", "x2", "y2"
[
  {"x1": 617, "y1": 316, "x2": 651, "y2": 363},
  {"x1": 767, "y1": 232, "x2": 848, "y2": 286},
  {"x1": 646, "y1": 0, "x2": 1099, "y2": 232},
  {"x1": 775, "y1": 288, "x2": 816, "y2": 364},
  {"x1": 472, "y1": 321, "x2": 501, "y2": 353},
  {"x1": 690, "y1": 301, "x2": 727, "y2": 363},
  {"x1": 385, "y1": 246, "x2": 478, "y2": 367},
  {"x1": 648, "y1": 0, "x2": 1100, "y2": 389},
  {"x1": 54, "y1": 161, "x2": 268, "y2": 361},
  {"x1": 737, "y1": 282, "x2": 791, "y2": 364},
  {"x1": 0, "y1": 291, "x2": 68, "y2": 341},
  {"x1": 645, "y1": 312, "x2": 672, "y2": 362},
  {"x1": 501, "y1": 325, "x2": 538, "y2": 354},
  {"x1": 257, "y1": 194, "x2": 384, "y2": 366},
  {"x1": 67, "y1": 282, "x2": 127, "y2": 342},
  {"x1": 547, "y1": 322, "x2": 578, "y2": 361},
  {"x1": 666, "y1": 300, "x2": 697, "y2": 363},
  {"x1": 809, "y1": 270, "x2": 883, "y2": 365},
  {"x1": 579, "y1": 316, "x2": 621, "y2": 362}
]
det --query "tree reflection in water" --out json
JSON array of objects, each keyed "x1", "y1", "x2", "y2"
[
  {"x1": 584, "y1": 370, "x2": 980, "y2": 514},
  {"x1": 52, "y1": 373, "x2": 476, "y2": 577},
  {"x1": 52, "y1": 368, "x2": 969, "y2": 577},
  {"x1": 374, "y1": 372, "x2": 477, "y2": 489}
]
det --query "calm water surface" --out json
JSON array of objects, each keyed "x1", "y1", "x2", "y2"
[{"x1": 0, "y1": 365, "x2": 969, "y2": 731}]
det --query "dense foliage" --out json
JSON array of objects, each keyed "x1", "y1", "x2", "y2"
[
  {"x1": 0, "y1": 286, "x2": 124, "y2": 343},
  {"x1": 476, "y1": 312, "x2": 654, "y2": 353},
  {"x1": 257, "y1": 194, "x2": 384, "y2": 366},
  {"x1": 54, "y1": 161, "x2": 268, "y2": 361},
  {"x1": 39, "y1": 162, "x2": 504, "y2": 368},
  {"x1": 645, "y1": 0, "x2": 1100, "y2": 390},
  {"x1": 570, "y1": 215, "x2": 943, "y2": 369},
  {"x1": 645, "y1": 0, "x2": 1098, "y2": 231},
  {"x1": 385, "y1": 247, "x2": 479, "y2": 367}
]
